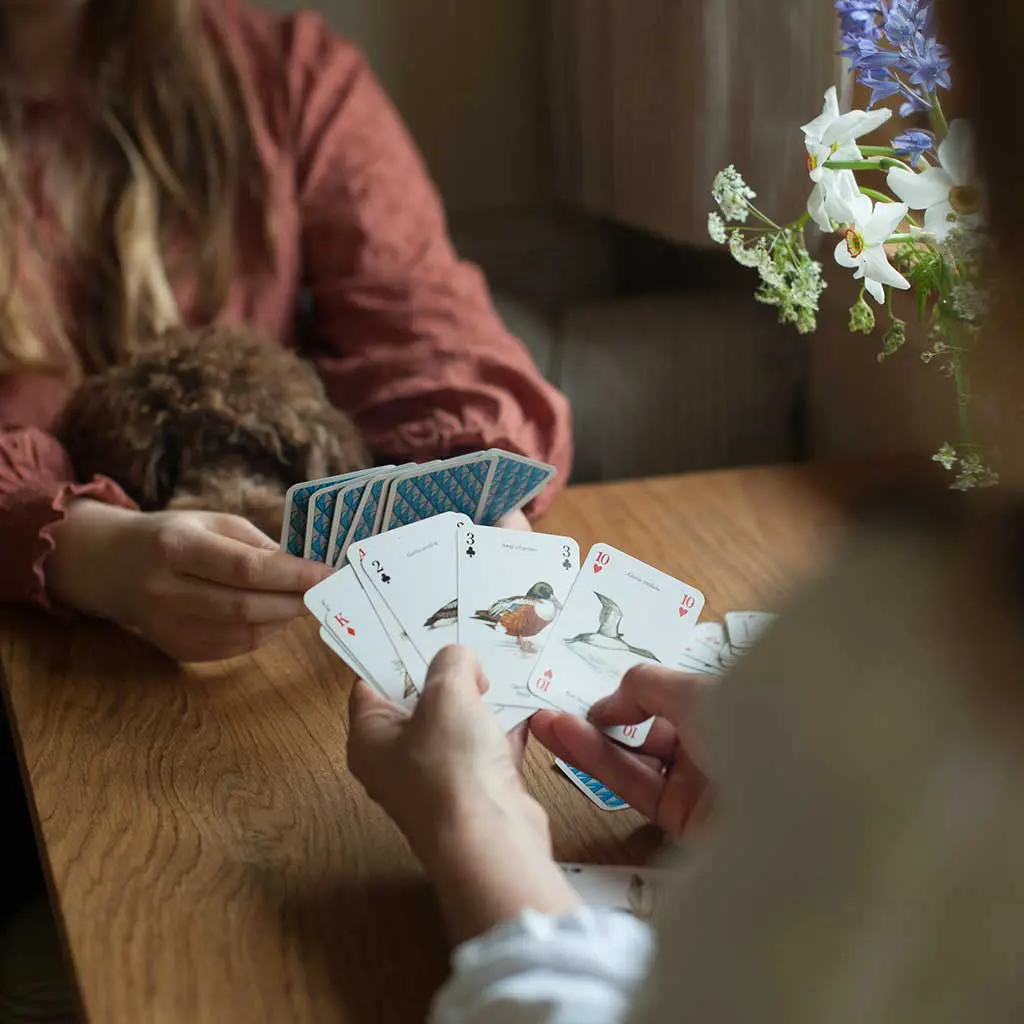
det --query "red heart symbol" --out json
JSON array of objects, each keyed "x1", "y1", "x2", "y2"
[
  {"x1": 678, "y1": 608, "x2": 688, "y2": 617},
  {"x1": 543, "y1": 669, "x2": 553, "y2": 680},
  {"x1": 593, "y1": 564, "x2": 603, "y2": 574},
  {"x1": 347, "y1": 627, "x2": 356, "y2": 636}
]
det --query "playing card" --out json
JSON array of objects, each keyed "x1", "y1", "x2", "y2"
[
  {"x1": 554, "y1": 758, "x2": 630, "y2": 811},
  {"x1": 724, "y1": 610, "x2": 777, "y2": 651},
  {"x1": 350, "y1": 512, "x2": 470, "y2": 665},
  {"x1": 478, "y1": 449, "x2": 557, "y2": 526},
  {"x1": 281, "y1": 469, "x2": 377, "y2": 558},
  {"x1": 307, "y1": 469, "x2": 390, "y2": 563},
  {"x1": 304, "y1": 565, "x2": 422, "y2": 705},
  {"x1": 380, "y1": 453, "x2": 497, "y2": 531},
  {"x1": 494, "y1": 705, "x2": 535, "y2": 733},
  {"x1": 677, "y1": 621, "x2": 728, "y2": 676},
  {"x1": 324, "y1": 471, "x2": 395, "y2": 567},
  {"x1": 528, "y1": 544, "x2": 705, "y2": 748},
  {"x1": 457, "y1": 525, "x2": 579, "y2": 708},
  {"x1": 557, "y1": 863, "x2": 672, "y2": 919},
  {"x1": 344, "y1": 549, "x2": 429, "y2": 689}
]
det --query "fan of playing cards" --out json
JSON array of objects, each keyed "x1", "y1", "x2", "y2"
[{"x1": 296, "y1": 451, "x2": 777, "y2": 749}]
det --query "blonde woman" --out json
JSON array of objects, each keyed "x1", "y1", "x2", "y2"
[{"x1": 0, "y1": 0, "x2": 571, "y2": 664}]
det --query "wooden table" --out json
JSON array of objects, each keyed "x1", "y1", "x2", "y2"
[{"x1": 0, "y1": 461, "x2": 897, "y2": 1022}]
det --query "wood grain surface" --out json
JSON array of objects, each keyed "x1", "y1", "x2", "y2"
[{"x1": 0, "y1": 462, "x2": 897, "y2": 1023}]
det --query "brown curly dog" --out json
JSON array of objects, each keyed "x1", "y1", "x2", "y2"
[{"x1": 56, "y1": 325, "x2": 371, "y2": 539}]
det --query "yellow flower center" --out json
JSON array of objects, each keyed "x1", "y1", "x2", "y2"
[
  {"x1": 948, "y1": 185, "x2": 981, "y2": 215},
  {"x1": 844, "y1": 228, "x2": 865, "y2": 259},
  {"x1": 806, "y1": 152, "x2": 819, "y2": 174}
]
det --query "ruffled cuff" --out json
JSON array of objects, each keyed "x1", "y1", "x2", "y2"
[
  {"x1": 430, "y1": 908, "x2": 653, "y2": 1024},
  {"x1": 0, "y1": 478, "x2": 137, "y2": 612}
]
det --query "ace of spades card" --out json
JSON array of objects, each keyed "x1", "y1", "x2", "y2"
[
  {"x1": 529, "y1": 544, "x2": 705, "y2": 747},
  {"x1": 456, "y1": 525, "x2": 580, "y2": 708}
]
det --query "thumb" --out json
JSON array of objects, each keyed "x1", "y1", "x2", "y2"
[
  {"x1": 588, "y1": 664, "x2": 707, "y2": 728},
  {"x1": 418, "y1": 645, "x2": 489, "y2": 716}
]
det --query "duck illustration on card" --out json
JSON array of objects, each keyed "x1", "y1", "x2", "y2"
[
  {"x1": 457, "y1": 526, "x2": 580, "y2": 708},
  {"x1": 529, "y1": 544, "x2": 705, "y2": 747}
]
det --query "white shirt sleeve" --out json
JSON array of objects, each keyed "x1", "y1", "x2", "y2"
[{"x1": 429, "y1": 907, "x2": 653, "y2": 1024}]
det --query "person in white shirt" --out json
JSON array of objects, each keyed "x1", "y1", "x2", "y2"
[
  {"x1": 346, "y1": 0, "x2": 1024, "y2": 1017},
  {"x1": 347, "y1": 499, "x2": 1024, "y2": 1023}
]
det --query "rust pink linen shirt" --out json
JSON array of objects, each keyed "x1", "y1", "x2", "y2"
[{"x1": 0, "y1": 0, "x2": 572, "y2": 609}]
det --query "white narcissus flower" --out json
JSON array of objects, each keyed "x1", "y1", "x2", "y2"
[
  {"x1": 808, "y1": 167, "x2": 860, "y2": 235},
  {"x1": 802, "y1": 87, "x2": 892, "y2": 232},
  {"x1": 886, "y1": 120, "x2": 982, "y2": 241},
  {"x1": 833, "y1": 194, "x2": 911, "y2": 304}
]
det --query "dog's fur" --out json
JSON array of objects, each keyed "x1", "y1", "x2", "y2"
[{"x1": 56, "y1": 325, "x2": 371, "y2": 539}]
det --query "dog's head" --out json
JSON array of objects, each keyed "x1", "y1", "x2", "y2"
[{"x1": 56, "y1": 324, "x2": 371, "y2": 525}]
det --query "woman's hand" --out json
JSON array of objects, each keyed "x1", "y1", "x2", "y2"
[
  {"x1": 531, "y1": 665, "x2": 715, "y2": 839},
  {"x1": 47, "y1": 499, "x2": 330, "y2": 663},
  {"x1": 348, "y1": 646, "x2": 579, "y2": 943}
]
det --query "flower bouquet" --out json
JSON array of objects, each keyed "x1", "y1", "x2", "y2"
[{"x1": 708, "y1": 0, "x2": 994, "y2": 489}]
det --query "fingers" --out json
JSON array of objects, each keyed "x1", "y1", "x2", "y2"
[
  {"x1": 347, "y1": 680, "x2": 409, "y2": 780},
  {"x1": 152, "y1": 619, "x2": 285, "y2": 663},
  {"x1": 529, "y1": 711, "x2": 666, "y2": 822},
  {"x1": 160, "y1": 518, "x2": 331, "y2": 594},
  {"x1": 588, "y1": 664, "x2": 709, "y2": 731},
  {"x1": 149, "y1": 575, "x2": 306, "y2": 626},
  {"x1": 657, "y1": 750, "x2": 708, "y2": 840},
  {"x1": 208, "y1": 514, "x2": 280, "y2": 551}
]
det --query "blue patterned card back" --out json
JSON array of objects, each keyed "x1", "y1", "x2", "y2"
[
  {"x1": 305, "y1": 485, "x2": 344, "y2": 562},
  {"x1": 383, "y1": 456, "x2": 494, "y2": 530},
  {"x1": 345, "y1": 477, "x2": 389, "y2": 550},
  {"x1": 281, "y1": 469, "x2": 378, "y2": 557},
  {"x1": 480, "y1": 452, "x2": 556, "y2": 525},
  {"x1": 325, "y1": 480, "x2": 371, "y2": 566},
  {"x1": 556, "y1": 759, "x2": 629, "y2": 810}
]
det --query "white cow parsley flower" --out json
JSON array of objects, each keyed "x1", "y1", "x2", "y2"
[{"x1": 712, "y1": 166, "x2": 756, "y2": 222}]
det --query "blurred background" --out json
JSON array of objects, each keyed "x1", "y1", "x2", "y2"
[{"x1": 260, "y1": 0, "x2": 955, "y2": 485}]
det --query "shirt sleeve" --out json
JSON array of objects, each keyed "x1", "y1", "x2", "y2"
[
  {"x1": 429, "y1": 908, "x2": 653, "y2": 1024},
  {"x1": 0, "y1": 428, "x2": 137, "y2": 610},
  {"x1": 284, "y1": 14, "x2": 573, "y2": 517}
]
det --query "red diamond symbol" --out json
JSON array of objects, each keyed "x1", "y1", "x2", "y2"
[{"x1": 347, "y1": 627, "x2": 356, "y2": 636}]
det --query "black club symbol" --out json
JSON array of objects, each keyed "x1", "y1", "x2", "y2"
[
  {"x1": 381, "y1": 572, "x2": 392, "y2": 584},
  {"x1": 562, "y1": 559, "x2": 572, "y2": 570},
  {"x1": 466, "y1": 546, "x2": 476, "y2": 558}
]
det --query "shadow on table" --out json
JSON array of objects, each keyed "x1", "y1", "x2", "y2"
[{"x1": 273, "y1": 872, "x2": 450, "y2": 1022}]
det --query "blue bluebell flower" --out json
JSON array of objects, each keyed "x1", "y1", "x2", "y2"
[
  {"x1": 859, "y1": 67, "x2": 903, "y2": 107},
  {"x1": 902, "y1": 33, "x2": 953, "y2": 93},
  {"x1": 883, "y1": 0, "x2": 935, "y2": 47},
  {"x1": 891, "y1": 129, "x2": 935, "y2": 165},
  {"x1": 840, "y1": 36, "x2": 901, "y2": 72}
]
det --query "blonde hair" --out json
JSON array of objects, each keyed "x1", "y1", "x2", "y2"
[{"x1": 0, "y1": 0, "x2": 266, "y2": 378}]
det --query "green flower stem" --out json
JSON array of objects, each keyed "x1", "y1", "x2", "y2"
[
  {"x1": 930, "y1": 93, "x2": 949, "y2": 140},
  {"x1": 825, "y1": 157, "x2": 914, "y2": 173},
  {"x1": 886, "y1": 234, "x2": 917, "y2": 244},
  {"x1": 744, "y1": 203, "x2": 783, "y2": 231},
  {"x1": 860, "y1": 187, "x2": 895, "y2": 203},
  {"x1": 860, "y1": 146, "x2": 898, "y2": 157}
]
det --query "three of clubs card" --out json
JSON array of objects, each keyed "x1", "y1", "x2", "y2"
[{"x1": 456, "y1": 525, "x2": 580, "y2": 708}]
